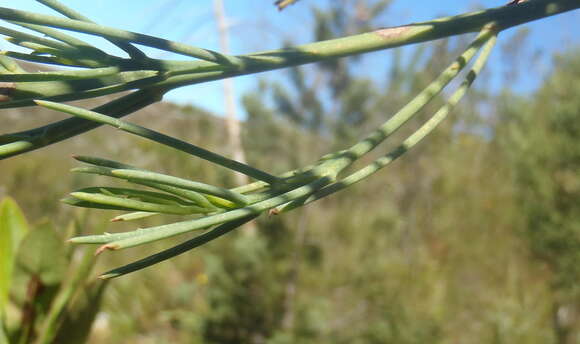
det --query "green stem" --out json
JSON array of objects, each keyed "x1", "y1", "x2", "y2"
[
  {"x1": 68, "y1": 192, "x2": 209, "y2": 215},
  {"x1": 108, "y1": 169, "x2": 250, "y2": 206},
  {"x1": 35, "y1": 100, "x2": 280, "y2": 185},
  {"x1": 73, "y1": 155, "x2": 217, "y2": 209},
  {"x1": 1, "y1": 1, "x2": 576, "y2": 96},
  {"x1": 0, "y1": 7, "x2": 238, "y2": 64},
  {"x1": 0, "y1": 51, "x2": 96, "y2": 68},
  {"x1": 35, "y1": 0, "x2": 146, "y2": 58},
  {"x1": 0, "y1": 0, "x2": 576, "y2": 161},
  {"x1": 99, "y1": 215, "x2": 259, "y2": 279},
  {"x1": 315, "y1": 29, "x2": 494, "y2": 175},
  {"x1": 69, "y1": 177, "x2": 332, "y2": 248},
  {"x1": 9, "y1": 21, "x2": 107, "y2": 58},
  {"x1": 142, "y1": 0, "x2": 580, "y2": 91},
  {"x1": 0, "y1": 66, "x2": 122, "y2": 82},
  {"x1": 3, "y1": 70, "x2": 160, "y2": 109},
  {"x1": 0, "y1": 25, "x2": 73, "y2": 51},
  {"x1": 0, "y1": 88, "x2": 165, "y2": 159},
  {"x1": 283, "y1": 30, "x2": 498, "y2": 212}
]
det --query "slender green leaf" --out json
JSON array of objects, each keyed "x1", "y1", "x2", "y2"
[
  {"x1": 100, "y1": 215, "x2": 259, "y2": 279},
  {"x1": 68, "y1": 191, "x2": 209, "y2": 215},
  {"x1": 111, "y1": 212, "x2": 158, "y2": 222}
]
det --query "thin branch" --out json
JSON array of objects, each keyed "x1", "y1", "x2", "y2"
[
  {"x1": 99, "y1": 215, "x2": 259, "y2": 279},
  {"x1": 0, "y1": 7, "x2": 239, "y2": 64},
  {"x1": 281, "y1": 28, "x2": 499, "y2": 212},
  {"x1": 35, "y1": 0, "x2": 146, "y2": 58},
  {"x1": 34, "y1": 100, "x2": 280, "y2": 185}
]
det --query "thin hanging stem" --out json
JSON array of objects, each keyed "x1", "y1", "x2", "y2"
[
  {"x1": 282, "y1": 29, "x2": 499, "y2": 212},
  {"x1": 308, "y1": 29, "x2": 494, "y2": 178}
]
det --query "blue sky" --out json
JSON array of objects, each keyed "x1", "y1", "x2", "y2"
[{"x1": 1, "y1": 0, "x2": 578, "y2": 116}]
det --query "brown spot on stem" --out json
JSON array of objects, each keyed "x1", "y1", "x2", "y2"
[{"x1": 375, "y1": 26, "x2": 411, "y2": 40}]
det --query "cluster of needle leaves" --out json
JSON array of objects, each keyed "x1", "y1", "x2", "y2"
[{"x1": 1, "y1": 0, "x2": 578, "y2": 278}]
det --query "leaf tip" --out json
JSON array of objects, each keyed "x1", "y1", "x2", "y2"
[
  {"x1": 98, "y1": 272, "x2": 118, "y2": 280},
  {"x1": 95, "y1": 244, "x2": 118, "y2": 256}
]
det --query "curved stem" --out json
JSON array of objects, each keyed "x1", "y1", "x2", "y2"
[
  {"x1": 311, "y1": 29, "x2": 495, "y2": 177},
  {"x1": 284, "y1": 29, "x2": 498, "y2": 212}
]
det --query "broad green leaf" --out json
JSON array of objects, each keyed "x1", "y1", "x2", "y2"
[
  {"x1": 15, "y1": 222, "x2": 67, "y2": 286},
  {"x1": 0, "y1": 197, "x2": 29, "y2": 315}
]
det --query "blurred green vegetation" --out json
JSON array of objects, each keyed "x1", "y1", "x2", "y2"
[{"x1": 1, "y1": 1, "x2": 580, "y2": 343}]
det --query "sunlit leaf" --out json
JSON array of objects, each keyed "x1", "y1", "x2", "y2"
[{"x1": 0, "y1": 197, "x2": 29, "y2": 315}]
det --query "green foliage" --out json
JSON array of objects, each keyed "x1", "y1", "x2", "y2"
[
  {"x1": 0, "y1": 198, "x2": 29, "y2": 316},
  {"x1": 15, "y1": 222, "x2": 67, "y2": 286},
  {"x1": 497, "y1": 48, "x2": 580, "y2": 342},
  {"x1": 0, "y1": 1, "x2": 579, "y2": 343},
  {"x1": 0, "y1": 198, "x2": 103, "y2": 344},
  {"x1": 2, "y1": 43, "x2": 580, "y2": 340}
]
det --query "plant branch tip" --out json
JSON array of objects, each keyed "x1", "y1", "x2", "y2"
[
  {"x1": 98, "y1": 273, "x2": 117, "y2": 280},
  {"x1": 95, "y1": 244, "x2": 116, "y2": 255}
]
